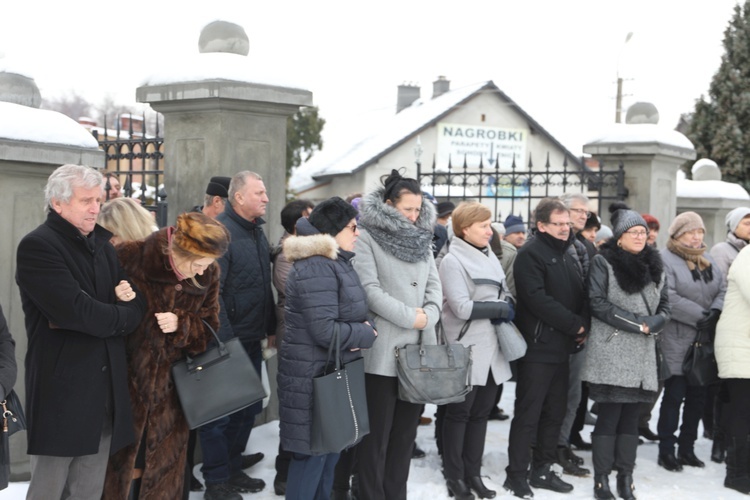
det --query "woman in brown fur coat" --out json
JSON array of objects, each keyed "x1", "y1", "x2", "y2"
[{"x1": 103, "y1": 212, "x2": 229, "y2": 500}]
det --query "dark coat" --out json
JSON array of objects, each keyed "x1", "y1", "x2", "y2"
[
  {"x1": 16, "y1": 211, "x2": 145, "y2": 456},
  {"x1": 0, "y1": 304, "x2": 16, "y2": 401},
  {"x1": 103, "y1": 229, "x2": 220, "y2": 499},
  {"x1": 513, "y1": 231, "x2": 589, "y2": 363},
  {"x1": 278, "y1": 219, "x2": 377, "y2": 455},
  {"x1": 216, "y1": 203, "x2": 275, "y2": 342}
]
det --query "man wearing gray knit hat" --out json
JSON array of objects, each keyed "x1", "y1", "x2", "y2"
[{"x1": 711, "y1": 207, "x2": 750, "y2": 286}]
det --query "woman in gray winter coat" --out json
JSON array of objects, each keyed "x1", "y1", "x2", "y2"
[
  {"x1": 439, "y1": 202, "x2": 514, "y2": 500},
  {"x1": 279, "y1": 197, "x2": 378, "y2": 500},
  {"x1": 657, "y1": 212, "x2": 725, "y2": 472},
  {"x1": 353, "y1": 169, "x2": 442, "y2": 500},
  {"x1": 582, "y1": 209, "x2": 670, "y2": 500}
]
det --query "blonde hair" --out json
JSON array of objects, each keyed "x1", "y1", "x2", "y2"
[
  {"x1": 99, "y1": 198, "x2": 156, "y2": 242},
  {"x1": 452, "y1": 201, "x2": 492, "y2": 237}
]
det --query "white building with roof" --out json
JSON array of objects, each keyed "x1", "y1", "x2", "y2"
[{"x1": 289, "y1": 77, "x2": 584, "y2": 208}]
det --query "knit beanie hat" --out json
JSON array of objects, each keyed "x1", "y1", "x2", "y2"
[
  {"x1": 205, "y1": 176, "x2": 231, "y2": 197},
  {"x1": 308, "y1": 196, "x2": 358, "y2": 236},
  {"x1": 504, "y1": 214, "x2": 525, "y2": 234},
  {"x1": 611, "y1": 209, "x2": 648, "y2": 241},
  {"x1": 725, "y1": 207, "x2": 750, "y2": 233},
  {"x1": 437, "y1": 201, "x2": 455, "y2": 218},
  {"x1": 668, "y1": 211, "x2": 705, "y2": 239}
]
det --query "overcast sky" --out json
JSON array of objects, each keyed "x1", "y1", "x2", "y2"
[{"x1": 0, "y1": 0, "x2": 742, "y2": 157}]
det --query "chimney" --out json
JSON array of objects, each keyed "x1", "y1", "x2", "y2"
[
  {"x1": 432, "y1": 76, "x2": 450, "y2": 99},
  {"x1": 396, "y1": 83, "x2": 420, "y2": 113}
]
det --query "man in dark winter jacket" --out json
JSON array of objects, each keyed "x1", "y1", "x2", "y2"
[
  {"x1": 504, "y1": 198, "x2": 589, "y2": 499},
  {"x1": 198, "y1": 171, "x2": 275, "y2": 500},
  {"x1": 17, "y1": 164, "x2": 145, "y2": 499}
]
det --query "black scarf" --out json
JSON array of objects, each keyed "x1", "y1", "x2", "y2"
[{"x1": 599, "y1": 240, "x2": 663, "y2": 294}]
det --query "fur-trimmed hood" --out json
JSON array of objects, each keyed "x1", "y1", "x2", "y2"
[
  {"x1": 358, "y1": 187, "x2": 436, "y2": 263},
  {"x1": 283, "y1": 233, "x2": 339, "y2": 263},
  {"x1": 599, "y1": 240, "x2": 663, "y2": 294}
]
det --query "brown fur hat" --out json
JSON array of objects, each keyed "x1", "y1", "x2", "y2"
[{"x1": 172, "y1": 212, "x2": 230, "y2": 259}]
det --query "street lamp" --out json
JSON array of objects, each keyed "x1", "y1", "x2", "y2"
[{"x1": 615, "y1": 31, "x2": 633, "y2": 123}]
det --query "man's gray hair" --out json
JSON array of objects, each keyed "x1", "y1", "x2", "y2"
[
  {"x1": 44, "y1": 164, "x2": 103, "y2": 212},
  {"x1": 204, "y1": 193, "x2": 227, "y2": 207},
  {"x1": 559, "y1": 192, "x2": 589, "y2": 208},
  {"x1": 228, "y1": 171, "x2": 263, "y2": 206}
]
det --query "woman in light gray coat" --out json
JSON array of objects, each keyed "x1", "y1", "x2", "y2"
[
  {"x1": 657, "y1": 211, "x2": 725, "y2": 472},
  {"x1": 710, "y1": 206, "x2": 750, "y2": 285},
  {"x1": 353, "y1": 169, "x2": 442, "y2": 500},
  {"x1": 582, "y1": 209, "x2": 669, "y2": 500},
  {"x1": 439, "y1": 202, "x2": 513, "y2": 500}
]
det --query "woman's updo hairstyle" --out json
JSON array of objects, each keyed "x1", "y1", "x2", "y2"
[{"x1": 381, "y1": 168, "x2": 422, "y2": 204}]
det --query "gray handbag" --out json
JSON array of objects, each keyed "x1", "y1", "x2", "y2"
[
  {"x1": 494, "y1": 322, "x2": 527, "y2": 361},
  {"x1": 395, "y1": 302, "x2": 473, "y2": 405}
]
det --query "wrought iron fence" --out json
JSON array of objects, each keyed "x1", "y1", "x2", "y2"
[
  {"x1": 92, "y1": 114, "x2": 167, "y2": 227},
  {"x1": 417, "y1": 154, "x2": 628, "y2": 225}
]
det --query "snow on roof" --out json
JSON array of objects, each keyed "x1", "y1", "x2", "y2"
[
  {"x1": 139, "y1": 52, "x2": 307, "y2": 92},
  {"x1": 289, "y1": 81, "x2": 490, "y2": 192},
  {"x1": 677, "y1": 177, "x2": 750, "y2": 200},
  {"x1": 585, "y1": 123, "x2": 694, "y2": 150},
  {"x1": 0, "y1": 101, "x2": 100, "y2": 148},
  {"x1": 0, "y1": 57, "x2": 36, "y2": 80}
]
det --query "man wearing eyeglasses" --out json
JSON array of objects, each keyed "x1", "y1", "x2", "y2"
[
  {"x1": 554, "y1": 193, "x2": 598, "y2": 477},
  {"x1": 504, "y1": 198, "x2": 590, "y2": 499}
]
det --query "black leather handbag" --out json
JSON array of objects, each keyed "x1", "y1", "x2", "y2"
[
  {"x1": 311, "y1": 324, "x2": 369, "y2": 454},
  {"x1": 395, "y1": 304, "x2": 472, "y2": 405},
  {"x1": 171, "y1": 320, "x2": 266, "y2": 429},
  {"x1": 682, "y1": 328, "x2": 719, "y2": 386},
  {"x1": 1, "y1": 390, "x2": 26, "y2": 490}
]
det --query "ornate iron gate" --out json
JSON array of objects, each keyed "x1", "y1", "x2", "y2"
[
  {"x1": 93, "y1": 114, "x2": 167, "y2": 227},
  {"x1": 417, "y1": 154, "x2": 628, "y2": 225}
]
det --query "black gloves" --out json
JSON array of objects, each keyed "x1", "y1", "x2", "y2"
[
  {"x1": 491, "y1": 301, "x2": 515, "y2": 324},
  {"x1": 696, "y1": 309, "x2": 721, "y2": 332},
  {"x1": 638, "y1": 314, "x2": 667, "y2": 334}
]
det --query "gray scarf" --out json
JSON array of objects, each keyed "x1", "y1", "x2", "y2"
[{"x1": 359, "y1": 188, "x2": 436, "y2": 263}]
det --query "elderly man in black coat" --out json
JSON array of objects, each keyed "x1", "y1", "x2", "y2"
[
  {"x1": 504, "y1": 198, "x2": 589, "y2": 499},
  {"x1": 16, "y1": 164, "x2": 145, "y2": 500}
]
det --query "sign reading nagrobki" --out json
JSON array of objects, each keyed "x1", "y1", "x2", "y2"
[
  {"x1": 436, "y1": 122, "x2": 527, "y2": 170},
  {"x1": 436, "y1": 123, "x2": 529, "y2": 197}
]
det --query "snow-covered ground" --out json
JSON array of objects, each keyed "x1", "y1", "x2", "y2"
[{"x1": 1, "y1": 382, "x2": 744, "y2": 499}]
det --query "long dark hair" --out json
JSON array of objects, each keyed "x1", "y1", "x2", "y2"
[{"x1": 381, "y1": 168, "x2": 421, "y2": 205}]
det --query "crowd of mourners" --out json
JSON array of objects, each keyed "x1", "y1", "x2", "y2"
[{"x1": 3, "y1": 163, "x2": 750, "y2": 500}]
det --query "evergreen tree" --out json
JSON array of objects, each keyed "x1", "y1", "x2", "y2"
[
  {"x1": 286, "y1": 106, "x2": 325, "y2": 180},
  {"x1": 687, "y1": 1, "x2": 750, "y2": 190}
]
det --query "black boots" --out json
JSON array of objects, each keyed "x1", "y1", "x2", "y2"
[
  {"x1": 677, "y1": 449, "x2": 706, "y2": 468},
  {"x1": 529, "y1": 463, "x2": 573, "y2": 493},
  {"x1": 446, "y1": 478, "x2": 475, "y2": 500},
  {"x1": 657, "y1": 452, "x2": 683, "y2": 472},
  {"x1": 466, "y1": 476, "x2": 496, "y2": 499},
  {"x1": 591, "y1": 435, "x2": 616, "y2": 500},
  {"x1": 725, "y1": 437, "x2": 750, "y2": 494},
  {"x1": 555, "y1": 446, "x2": 590, "y2": 476},
  {"x1": 503, "y1": 473, "x2": 533, "y2": 499},
  {"x1": 614, "y1": 435, "x2": 638, "y2": 500},
  {"x1": 712, "y1": 435, "x2": 727, "y2": 463}
]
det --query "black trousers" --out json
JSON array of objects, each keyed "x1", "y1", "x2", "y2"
[
  {"x1": 506, "y1": 361, "x2": 568, "y2": 475},
  {"x1": 657, "y1": 375, "x2": 707, "y2": 455},
  {"x1": 593, "y1": 402, "x2": 640, "y2": 436},
  {"x1": 443, "y1": 374, "x2": 497, "y2": 480},
  {"x1": 357, "y1": 374, "x2": 422, "y2": 500},
  {"x1": 725, "y1": 379, "x2": 750, "y2": 441}
]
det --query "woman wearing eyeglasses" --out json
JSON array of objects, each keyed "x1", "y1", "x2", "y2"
[
  {"x1": 656, "y1": 212, "x2": 725, "y2": 472},
  {"x1": 278, "y1": 197, "x2": 378, "y2": 500},
  {"x1": 582, "y1": 207, "x2": 670, "y2": 500},
  {"x1": 353, "y1": 169, "x2": 442, "y2": 500}
]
